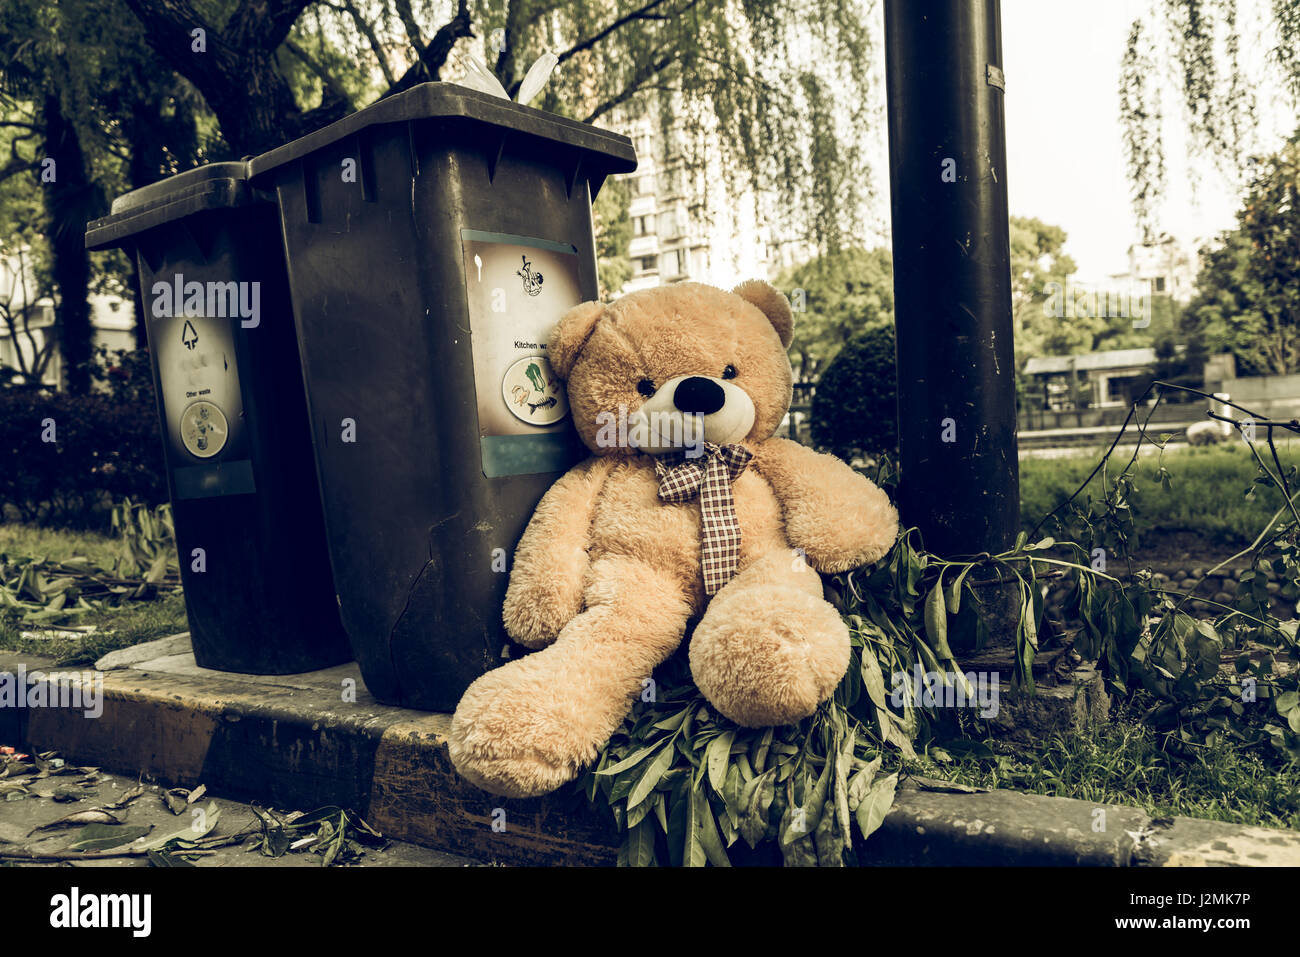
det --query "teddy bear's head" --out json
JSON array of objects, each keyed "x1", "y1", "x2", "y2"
[{"x1": 547, "y1": 280, "x2": 794, "y2": 456}]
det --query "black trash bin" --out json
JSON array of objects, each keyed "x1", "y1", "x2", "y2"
[
  {"x1": 248, "y1": 83, "x2": 636, "y2": 710},
  {"x1": 85, "y1": 162, "x2": 352, "y2": 674}
]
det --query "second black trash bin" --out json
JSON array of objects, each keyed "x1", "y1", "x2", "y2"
[
  {"x1": 249, "y1": 83, "x2": 636, "y2": 711},
  {"x1": 85, "y1": 162, "x2": 352, "y2": 674}
]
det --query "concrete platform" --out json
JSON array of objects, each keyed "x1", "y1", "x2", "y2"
[
  {"x1": 2, "y1": 639, "x2": 617, "y2": 866},
  {"x1": 2, "y1": 635, "x2": 1298, "y2": 866}
]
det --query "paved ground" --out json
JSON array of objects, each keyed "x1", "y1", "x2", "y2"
[{"x1": 0, "y1": 758, "x2": 479, "y2": 867}]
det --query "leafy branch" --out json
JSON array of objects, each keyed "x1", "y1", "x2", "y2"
[{"x1": 584, "y1": 378, "x2": 1300, "y2": 865}]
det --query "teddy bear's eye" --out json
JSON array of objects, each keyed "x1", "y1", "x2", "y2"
[
  {"x1": 722, "y1": 365, "x2": 737, "y2": 380},
  {"x1": 636, "y1": 378, "x2": 656, "y2": 397}
]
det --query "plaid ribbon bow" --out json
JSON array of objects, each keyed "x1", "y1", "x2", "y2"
[{"x1": 656, "y1": 442, "x2": 754, "y2": 595}]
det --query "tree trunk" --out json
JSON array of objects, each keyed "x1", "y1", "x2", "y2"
[{"x1": 42, "y1": 93, "x2": 97, "y2": 394}]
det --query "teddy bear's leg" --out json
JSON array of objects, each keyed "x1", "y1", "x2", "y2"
[
  {"x1": 689, "y1": 549, "x2": 849, "y2": 727},
  {"x1": 448, "y1": 557, "x2": 692, "y2": 798}
]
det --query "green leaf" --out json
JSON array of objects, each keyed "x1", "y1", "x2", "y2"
[
  {"x1": 67, "y1": 823, "x2": 152, "y2": 852},
  {"x1": 751, "y1": 726, "x2": 774, "y2": 774},
  {"x1": 874, "y1": 699, "x2": 894, "y2": 746},
  {"x1": 652, "y1": 792, "x2": 669, "y2": 832},
  {"x1": 596, "y1": 744, "x2": 660, "y2": 776},
  {"x1": 854, "y1": 772, "x2": 898, "y2": 843},
  {"x1": 738, "y1": 767, "x2": 776, "y2": 848},
  {"x1": 321, "y1": 819, "x2": 346, "y2": 867},
  {"x1": 621, "y1": 817, "x2": 657, "y2": 867},
  {"x1": 626, "y1": 743, "x2": 675, "y2": 810},
  {"x1": 651, "y1": 707, "x2": 690, "y2": 732},
  {"x1": 781, "y1": 833, "x2": 819, "y2": 867},
  {"x1": 626, "y1": 796, "x2": 653, "y2": 828},
  {"x1": 144, "y1": 552, "x2": 168, "y2": 584},
  {"x1": 705, "y1": 730, "x2": 735, "y2": 793},
  {"x1": 847, "y1": 756, "x2": 882, "y2": 811},
  {"x1": 1015, "y1": 580, "x2": 1038, "y2": 692},
  {"x1": 143, "y1": 801, "x2": 220, "y2": 850},
  {"x1": 923, "y1": 580, "x2": 956, "y2": 661},
  {"x1": 721, "y1": 763, "x2": 743, "y2": 828},
  {"x1": 693, "y1": 788, "x2": 731, "y2": 867},
  {"x1": 680, "y1": 782, "x2": 707, "y2": 867},
  {"x1": 778, "y1": 775, "x2": 821, "y2": 867},
  {"x1": 608, "y1": 764, "x2": 643, "y2": 804},
  {"x1": 781, "y1": 759, "x2": 832, "y2": 847},
  {"x1": 944, "y1": 565, "x2": 970, "y2": 614},
  {"x1": 859, "y1": 642, "x2": 888, "y2": 710},
  {"x1": 814, "y1": 796, "x2": 848, "y2": 866}
]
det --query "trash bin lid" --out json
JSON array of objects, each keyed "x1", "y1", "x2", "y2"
[
  {"x1": 247, "y1": 82, "x2": 637, "y2": 186},
  {"x1": 86, "y1": 161, "x2": 259, "y2": 251}
]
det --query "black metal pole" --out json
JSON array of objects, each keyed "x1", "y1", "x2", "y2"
[{"x1": 884, "y1": 0, "x2": 1020, "y2": 558}]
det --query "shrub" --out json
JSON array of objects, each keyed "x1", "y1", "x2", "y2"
[
  {"x1": 0, "y1": 348, "x2": 166, "y2": 528},
  {"x1": 810, "y1": 323, "x2": 897, "y2": 460}
]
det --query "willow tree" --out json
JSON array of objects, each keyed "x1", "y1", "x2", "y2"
[
  {"x1": 118, "y1": 0, "x2": 879, "y2": 254},
  {"x1": 1121, "y1": 0, "x2": 1298, "y2": 235},
  {"x1": 3, "y1": 0, "x2": 217, "y2": 376}
]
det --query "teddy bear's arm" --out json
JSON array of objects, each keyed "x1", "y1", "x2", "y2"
[
  {"x1": 751, "y1": 437, "x2": 899, "y2": 573},
  {"x1": 502, "y1": 455, "x2": 614, "y2": 648}
]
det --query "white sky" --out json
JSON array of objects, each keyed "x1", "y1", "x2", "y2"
[{"x1": 998, "y1": 0, "x2": 1294, "y2": 282}]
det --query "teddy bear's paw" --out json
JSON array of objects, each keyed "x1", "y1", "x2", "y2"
[
  {"x1": 689, "y1": 587, "x2": 850, "y2": 727},
  {"x1": 447, "y1": 710, "x2": 585, "y2": 799},
  {"x1": 446, "y1": 736, "x2": 580, "y2": 799},
  {"x1": 447, "y1": 664, "x2": 617, "y2": 798}
]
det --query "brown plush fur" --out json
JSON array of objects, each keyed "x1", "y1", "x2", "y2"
[{"x1": 448, "y1": 281, "x2": 898, "y2": 798}]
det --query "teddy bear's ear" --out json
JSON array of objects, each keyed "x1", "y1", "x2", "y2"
[
  {"x1": 732, "y1": 279, "x2": 794, "y2": 349},
  {"x1": 548, "y1": 300, "x2": 605, "y2": 378}
]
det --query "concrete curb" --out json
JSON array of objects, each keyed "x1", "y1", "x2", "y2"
[{"x1": 1, "y1": 637, "x2": 1297, "y2": 866}]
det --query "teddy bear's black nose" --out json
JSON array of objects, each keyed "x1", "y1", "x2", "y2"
[{"x1": 673, "y1": 377, "x2": 726, "y2": 415}]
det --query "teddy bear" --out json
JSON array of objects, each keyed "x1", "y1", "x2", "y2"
[{"x1": 448, "y1": 280, "x2": 899, "y2": 798}]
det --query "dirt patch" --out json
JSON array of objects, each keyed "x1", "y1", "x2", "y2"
[{"x1": 1124, "y1": 529, "x2": 1252, "y2": 571}]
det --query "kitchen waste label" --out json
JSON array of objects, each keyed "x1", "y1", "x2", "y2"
[
  {"x1": 461, "y1": 230, "x2": 585, "y2": 478},
  {"x1": 151, "y1": 282, "x2": 253, "y2": 498}
]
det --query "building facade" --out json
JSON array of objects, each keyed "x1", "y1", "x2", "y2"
[
  {"x1": 1, "y1": 251, "x2": 134, "y2": 389},
  {"x1": 1110, "y1": 234, "x2": 1198, "y2": 304},
  {"x1": 615, "y1": 112, "x2": 806, "y2": 293}
]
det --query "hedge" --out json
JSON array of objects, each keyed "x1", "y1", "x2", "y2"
[
  {"x1": 0, "y1": 349, "x2": 167, "y2": 529},
  {"x1": 810, "y1": 324, "x2": 897, "y2": 461}
]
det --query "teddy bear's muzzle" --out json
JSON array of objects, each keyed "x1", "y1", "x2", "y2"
[{"x1": 628, "y1": 375, "x2": 756, "y2": 453}]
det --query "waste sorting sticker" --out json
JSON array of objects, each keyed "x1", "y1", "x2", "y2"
[
  {"x1": 461, "y1": 230, "x2": 586, "y2": 478},
  {"x1": 151, "y1": 284, "x2": 254, "y2": 499}
]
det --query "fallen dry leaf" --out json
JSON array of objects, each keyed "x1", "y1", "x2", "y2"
[
  {"x1": 27, "y1": 809, "x2": 123, "y2": 836},
  {"x1": 102, "y1": 784, "x2": 147, "y2": 810}
]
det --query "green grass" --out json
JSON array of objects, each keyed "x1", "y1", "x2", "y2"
[
  {"x1": 0, "y1": 523, "x2": 122, "y2": 568},
  {"x1": 1019, "y1": 442, "x2": 1300, "y2": 548},
  {"x1": 0, "y1": 590, "x2": 188, "y2": 667},
  {"x1": 0, "y1": 522, "x2": 187, "y2": 666},
  {"x1": 924, "y1": 712, "x2": 1300, "y2": 829}
]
